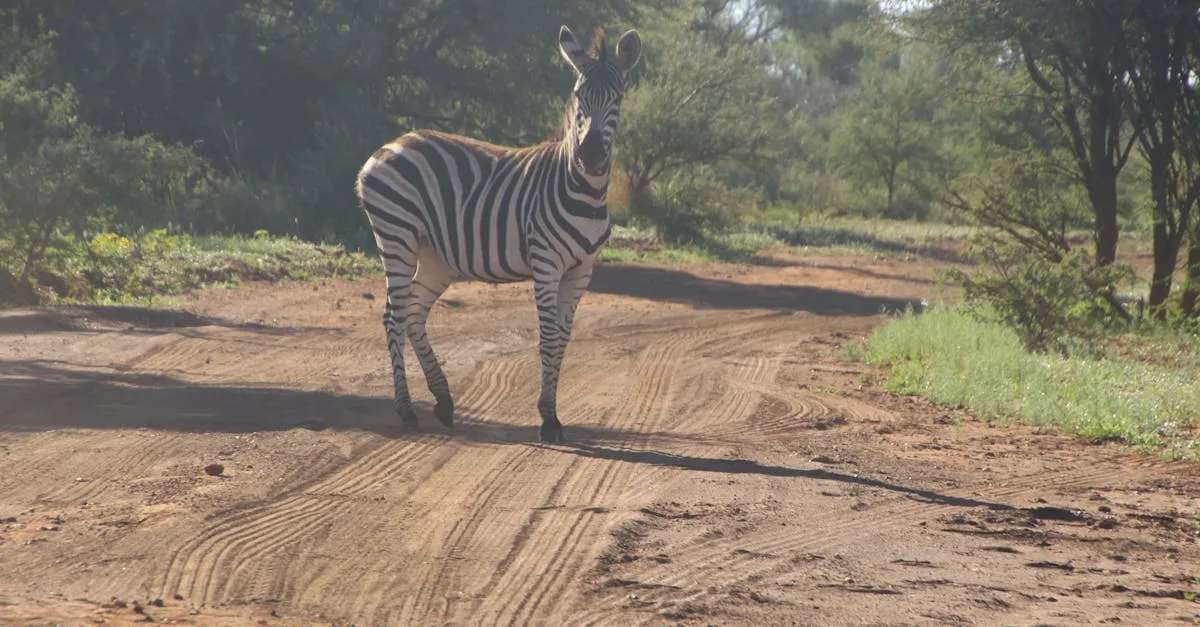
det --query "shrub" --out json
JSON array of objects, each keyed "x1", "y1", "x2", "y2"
[
  {"x1": 944, "y1": 240, "x2": 1133, "y2": 356},
  {"x1": 633, "y1": 167, "x2": 760, "y2": 245}
]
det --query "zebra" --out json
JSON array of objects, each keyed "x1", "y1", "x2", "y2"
[{"x1": 355, "y1": 26, "x2": 642, "y2": 443}]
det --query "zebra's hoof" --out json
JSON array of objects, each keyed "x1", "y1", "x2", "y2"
[
  {"x1": 399, "y1": 408, "x2": 419, "y2": 430},
  {"x1": 434, "y1": 398, "x2": 455, "y2": 428},
  {"x1": 539, "y1": 422, "x2": 565, "y2": 444}
]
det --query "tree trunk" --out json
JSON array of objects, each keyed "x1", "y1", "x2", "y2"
[
  {"x1": 1087, "y1": 165, "x2": 1120, "y2": 267},
  {"x1": 885, "y1": 161, "x2": 897, "y2": 217},
  {"x1": 1183, "y1": 232, "x2": 1200, "y2": 317},
  {"x1": 1133, "y1": 9, "x2": 1184, "y2": 319},
  {"x1": 1148, "y1": 221, "x2": 1179, "y2": 319},
  {"x1": 1147, "y1": 143, "x2": 1182, "y2": 318}
]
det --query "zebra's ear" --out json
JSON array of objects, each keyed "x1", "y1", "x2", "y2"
[
  {"x1": 558, "y1": 26, "x2": 589, "y2": 74},
  {"x1": 615, "y1": 29, "x2": 641, "y2": 74}
]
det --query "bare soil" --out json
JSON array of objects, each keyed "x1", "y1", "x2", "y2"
[{"x1": 1, "y1": 252, "x2": 1198, "y2": 626}]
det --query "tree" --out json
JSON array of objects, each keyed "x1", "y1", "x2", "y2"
[
  {"x1": 910, "y1": 0, "x2": 1138, "y2": 269},
  {"x1": 1177, "y1": 57, "x2": 1200, "y2": 318},
  {"x1": 615, "y1": 6, "x2": 788, "y2": 242},
  {"x1": 1, "y1": 0, "x2": 655, "y2": 243},
  {"x1": 827, "y1": 40, "x2": 947, "y2": 217},
  {"x1": 762, "y1": 0, "x2": 877, "y2": 86},
  {"x1": 1120, "y1": 2, "x2": 1200, "y2": 317},
  {"x1": 0, "y1": 57, "x2": 205, "y2": 299}
]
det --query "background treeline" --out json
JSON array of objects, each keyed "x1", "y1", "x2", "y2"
[{"x1": 3, "y1": 0, "x2": 1200, "y2": 334}]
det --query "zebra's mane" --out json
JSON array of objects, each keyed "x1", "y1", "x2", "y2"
[{"x1": 589, "y1": 29, "x2": 608, "y2": 63}]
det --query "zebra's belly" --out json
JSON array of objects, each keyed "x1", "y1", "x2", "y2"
[{"x1": 424, "y1": 242, "x2": 534, "y2": 284}]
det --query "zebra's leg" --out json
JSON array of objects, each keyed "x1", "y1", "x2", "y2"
[
  {"x1": 407, "y1": 245, "x2": 455, "y2": 428},
  {"x1": 377, "y1": 239, "x2": 421, "y2": 429},
  {"x1": 556, "y1": 266, "x2": 593, "y2": 344},
  {"x1": 534, "y1": 267, "x2": 592, "y2": 444},
  {"x1": 534, "y1": 274, "x2": 565, "y2": 443}
]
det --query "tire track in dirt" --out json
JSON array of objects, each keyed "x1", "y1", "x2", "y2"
[
  {"x1": 161, "y1": 351, "x2": 537, "y2": 606},
  {"x1": 596, "y1": 319, "x2": 798, "y2": 504},
  {"x1": 120, "y1": 331, "x2": 223, "y2": 379},
  {"x1": 635, "y1": 459, "x2": 1141, "y2": 601},
  {"x1": 155, "y1": 338, "x2": 504, "y2": 599},
  {"x1": 37, "y1": 433, "x2": 188, "y2": 507},
  {"x1": 565, "y1": 327, "x2": 787, "y2": 626},
  {"x1": 0, "y1": 430, "x2": 186, "y2": 508},
  {"x1": 204, "y1": 440, "x2": 457, "y2": 604},
  {"x1": 158, "y1": 435, "x2": 445, "y2": 603},
  {"x1": 290, "y1": 351, "x2": 544, "y2": 623},
  {"x1": 380, "y1": 351, "x2": 632, "y2": 624},
  {"x1": 475, "y1": 327, "x2": 710, "y2": 625},
  {"x1": 567, "y1": 316, "x2": 1144, "y2": 623},
  {"x1": 409, "y1": 350, "x2": 620, "y2": 618}
]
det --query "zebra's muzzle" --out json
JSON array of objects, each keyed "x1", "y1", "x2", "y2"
[{"x1": 577, "y1": 130, "x2": 608, "y2": 176}]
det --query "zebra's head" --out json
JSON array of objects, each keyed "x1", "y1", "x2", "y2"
[{"x1": 558, "y1": 26, "x2": 641, "y2": 178}]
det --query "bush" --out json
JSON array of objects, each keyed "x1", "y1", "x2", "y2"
[
  {"x1": 0, "y1": 70, "x2": 209, "y2": 292},
  {"x1": 632, "y1": 167, "x2": 760, "y2": 245},
  {"x1": 944, "y1": 240, "x2": 1133, "y2": 356},
  {"x1": 9, "y1": 228, "x2": 378, "y2": 305}
]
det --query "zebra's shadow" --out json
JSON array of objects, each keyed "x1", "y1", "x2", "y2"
[
  {"x1": 440, "y1": 415, "x2": 715, "y2": 450},
  {"x1": 0, "y1": 358, "x2": 693, "y2": 450}
]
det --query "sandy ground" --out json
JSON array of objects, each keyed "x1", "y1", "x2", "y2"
[{"x1": 1, "y1": 252, "x2": 1198, "y2": 626}]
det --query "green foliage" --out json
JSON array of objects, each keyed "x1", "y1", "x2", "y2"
[
  {"x1": 0, "y1": 60, "x2": 208, "y2": 293},
  {"x1": 762, "y1": 0, "x2": 877, "y2": 86},
  {"x1": 945, "y1": 243, "x2": 1133, "y2": 356},
  {"x1": 600, "y1": 218, "x2": 974, "y2": 265},
  {"x1": 940, "y1": 146, "x2": 1135, "y2": 354},
  {"x1": 2, "y1": 0, "x2": 650, "y2": 244},
  {"x1": 827, "y1": 39, "x2": 950, "y2": 218},
  {"x1": 862, "y1": 306, "x2": 1200, "y2": 459},
  {"x1": 616, "y1": 2, "x2": 789, "y2": 244},
  {"x1": 14, "y1": 228, "x2": 376, "y2": 305},
  {"x1": 633, "y1": 167, "x2": 762, "y2": 245}
]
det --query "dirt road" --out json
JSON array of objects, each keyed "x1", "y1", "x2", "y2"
[{"x1": 2, "y1": 253, "x2": 1198, "y2": 626}]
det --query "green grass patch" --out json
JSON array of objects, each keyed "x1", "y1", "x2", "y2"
[
  {"x1": 858, "y1": 306, "x2": 1200, "y2": 459},
  {"x1": 759, "y1": 214, "x2": 977, "y2": 244},
  {"x1": 7, "y1": 229, "x2": 378, "y2": 307},
  {"x1": 603, "y1": 218, "x2": 975, "y2": 265}
]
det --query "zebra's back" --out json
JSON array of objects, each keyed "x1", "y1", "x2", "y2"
[{"x1": 357, "y1": 131, "x2": 552, "y2": 283}]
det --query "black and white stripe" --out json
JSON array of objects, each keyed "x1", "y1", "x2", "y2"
[{"x1": 355, "y1": 26, "x2": 642, "y2": 443}]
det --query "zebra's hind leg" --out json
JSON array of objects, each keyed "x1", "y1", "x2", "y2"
[
  {"x1": 374, "y1": 235, "x2": 421, "y2": 429},
  {"x1": 381, "y1": 306, "x2": 417, "y2": 429},
  {"x1": 407, "y1": 245, "x2": 456, "y2": 428}
]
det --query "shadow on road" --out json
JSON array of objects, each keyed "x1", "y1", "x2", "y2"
[
  {"x1": 3, "y1": 359, "x2": 1010, "y2": 512},
  {"x1": 0, "y1": 359, "x2": 704, "y2": 451},
  {"x1": 557, "y1": 442, "x2": 1016, "y2": 511},
  {"x1": 0, "y1": 305, "x2": 330, "y2": 336},
  {"x1": 590, "y1": 264, "x2": 916, "y2": 315}
]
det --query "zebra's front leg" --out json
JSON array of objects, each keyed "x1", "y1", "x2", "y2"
[
  {"x1": 534, "y1": 269, "x2": 592, "y2": 443},
  {"x1": 534, "y1": 275, "x2": 567, "y2": 443}
]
